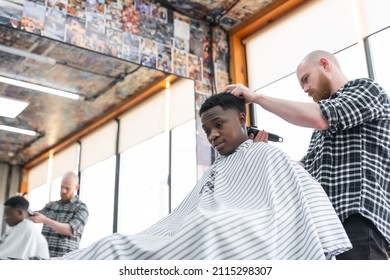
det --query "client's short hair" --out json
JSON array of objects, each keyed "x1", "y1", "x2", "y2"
[
  {"x1": 199, "y1": 92, "x2": 246, "y2": 116},
  {"x1": 4, "y1": 196, "x2": 29, "y2": 210}
]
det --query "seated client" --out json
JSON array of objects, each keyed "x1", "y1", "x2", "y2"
[{"x1": 63, "y1": 92, "x2": 351, "y2": 260}]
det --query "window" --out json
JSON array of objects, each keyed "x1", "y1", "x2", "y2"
[
  {"x1": 28, "y1": 183, "x2": 50, "y2": 232},
  {"x1": 28, "y1": 183, "x2": 50, "y2": 211},
  {"x1": 49, "y1": 176, "x2": 61, "y2": 202},
  {"x1": 171, "y1": 119, "x2": 197, "y2": 209},
  {"x1": 118, "y1": 133, "x2": 169, "y2": 235},
  {"x1": 367, "y1": 27, "x2": 390, "y2": 95},
  {"x1": 79, "y1": 155, "x2": 116, "y2": 247},
  {"x1": 254, "y1": 74, "x2": 312, "y2": 161}
]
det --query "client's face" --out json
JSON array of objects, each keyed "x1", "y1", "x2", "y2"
[
  {"x1": 201, "y1": 106, "x2": 247, "y2": 156},
  {"x1": 4, "y1": 207, "x2": 23, "y2": 227}
]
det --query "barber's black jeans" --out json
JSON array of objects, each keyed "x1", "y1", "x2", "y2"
[{"x1": 336, "y1": 214, "x2": 389, "y2": 260}]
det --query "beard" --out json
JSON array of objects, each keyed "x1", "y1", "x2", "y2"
[{"x1": 312, "y1": 72, "x2": 333, "y2": 102}]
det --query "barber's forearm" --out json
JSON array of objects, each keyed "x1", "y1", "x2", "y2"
[
  {"x1": 253, "y1": 94, "x2": 329, "y2": 130},
  {"x1": 43, "y1": 217, "x2": 74, "y2": 237}
]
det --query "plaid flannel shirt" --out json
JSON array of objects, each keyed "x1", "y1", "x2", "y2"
[
  {"x1": 40, "y1": 196, "x2": 88, "y2": 257},
  {"x1": 302, "y1": 78, "x2": 390, "y2": 246}
]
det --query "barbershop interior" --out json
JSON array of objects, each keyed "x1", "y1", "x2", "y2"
[{"x1": 0, "y1": 0, "x2": 389, "y2": 256}]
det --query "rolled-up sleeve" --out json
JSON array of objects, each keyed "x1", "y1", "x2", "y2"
[{"x1": 319, "y1": 79, "x2": 387, "y2": 134}]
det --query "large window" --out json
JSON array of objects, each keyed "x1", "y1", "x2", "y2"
[
  {"x1": 78, "y1": 121, "x2": 117, "y2": 247},
  {"x1": 28, "y1": 183, "x2": 49, "y2": 232},
  {"x1": 367, "y1": 27, "x2": 390, "y2": 95},
  {"x1": 79, "y1": 155, "x2": 116, "y2": 247},
  {"x1": 118, "y1": 133, "x2": 169, "y2": 235},
  {"x1": 28, "y1": 183, "x2": 50, "y2": 212},
  {"x1": 49, "y1": 176, "x2": 61, "y2": 202},
  {"x1": 254, "y1": 74, "x2": 313, "y2": 160},
  {"x1": 171, "y1": 119, "x2": 197, "y2": 209},
  {"x1": 27, "y1": 159, "x2": 50, "y2": 211}
]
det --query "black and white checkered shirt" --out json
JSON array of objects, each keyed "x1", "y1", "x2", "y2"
[
  {"x1": 302, "y1": 78, "x2": 390, "y2": 245},
  {"x1": 40, "y1": 196, "x2": 88, "y2": 257}
]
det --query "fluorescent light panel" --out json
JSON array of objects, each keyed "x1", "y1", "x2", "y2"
[
  {"x1": 0, "y1": 76, "x2": 80, "y2": 100},
  {"x1": 0, "y1": 45, "x2": 57, "y2": 65},
  {"x1": 0, "y1": 96, "x2": 29, "y2": 118},
  {"x1": 0, "y1": 124, "x2": 36, "y2": 136}
]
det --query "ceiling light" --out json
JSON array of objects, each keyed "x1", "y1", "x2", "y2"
[
  {"x1": 0, "y1": 45, "x2": 57, "y2": 65},
  {"x1": 0, "y1": 96, "x2": 29, "y2": 118},
  {"x1": 0, "y1": 124, "x2": 37, "y2": 136},
  {"x1": 0, "y1": 76, "x2": 82, "y2": 100}
]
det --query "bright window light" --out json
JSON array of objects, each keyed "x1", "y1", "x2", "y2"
[
  {"x1": 0, "y1": 96, "x2": 29, "y2": 118},
  {"x1": 0, "y1": 124, "x2": 37, "y2": 136},
  {"x1": 0, "y1": 76, "x2": 81, "y2": 100}
]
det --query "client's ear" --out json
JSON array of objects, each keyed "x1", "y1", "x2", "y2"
[{"x1": 239, "y1": 112, "x2": 246, "y2": 125}]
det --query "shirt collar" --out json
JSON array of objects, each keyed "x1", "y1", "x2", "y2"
[{"x1": 61, "y1": 195, "x2": 78, "y2": 204}]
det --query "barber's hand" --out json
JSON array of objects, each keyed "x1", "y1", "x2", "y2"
[
  {"x1": 249, "y1": 130, "x2": 269, "y2": 143},
  {"x1": 15, "y1": 192, "x2": 26, "y2": 197},
  {"x1": 28, "y1": 212, "x2": 46, "y2": 223},
  {"x1": 223, "y1": 83, "x2": 257, "y2": 103}
]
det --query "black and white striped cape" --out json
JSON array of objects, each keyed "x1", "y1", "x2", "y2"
[{"x1": 64, "y1": 141, "x2": 352, "y2": 260}]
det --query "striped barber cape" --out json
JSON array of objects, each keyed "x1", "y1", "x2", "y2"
[{"x1": 64, "y1": 140, "x2": 352, "y2": 260}]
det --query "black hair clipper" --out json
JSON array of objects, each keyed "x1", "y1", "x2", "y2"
[{"x1": 247, "y1": 126, "x2": 283, "y2": 143}]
